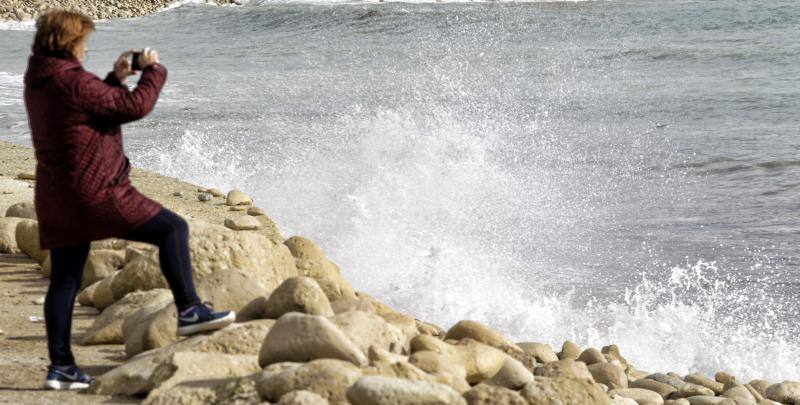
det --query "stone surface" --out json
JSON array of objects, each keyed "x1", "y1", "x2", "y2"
[
  {"x1": 82, "y1": 289, "x2": 172, "y2": 345},
  {"x1": 247, "y1": 206, "x2": 266, "y2": 216},
  {"x1": 144, "y1": 352, "x2": 259, "y2": 399},
  {"x1": 670, "y1": 383, "x2": 716, "y2": 399},
  {"x1": 0, "y1": 217, "x2": 24, "y2": 253},
  {"x1": 517, "y1": 342, "x2": 559, "y2": 363},
  {"x1": 521, "y1": 376, "x2": 612, "y2": 405},
  {"x1": 92, "y1": 272, "x2": 119, "y2": 311},
  {"x1": 346, "y1": 376, "x2": 466, "y2": 405},
  {"x1": 77, "y1": 280, "x2": 101, "y2": 306},
  {"x1": 647, "y1": 373, "x2": 688, "y2": 389},
  {"x1": 630, "y1": 378, "x2": 677, "y2": 399},
  {"x1": 485, "y1": 356, "x2": 534, "y2": 390},
  {"x1": 262, "y1": 276, "x2": 334, "y2": 319},
  {"x1": 464, "y1": 384, "x2": 527, "y2": 405},
  {"x1": 608, "y1": 388, "x2": 665, "y2": 405},
  {"x1": 558, "y1": 340, "x2": 581, "y2": 360},
  {"x1": 15, "y1": 219, "x2": 48, "y2": 263},
  {"x1": 588, "y1": 363, "x2": 628, "y2": 389},
  {"x1": 444, "y1": 320, "x2": 521, "y2": 351},
  {"x1": 765, "y1": 381, "x2": 800, "y2": 404},
  {"x1": 602, "y1": 344, "x2": 630, "y2": 367},
  {"x1": 5, "y1": 201, "x2": 36, "y2": 219},
  {"x1": 81, "y1": 249, "x2": 125, "y2": 289},
  {"x1": 283, "y1": 236, "x2": 356, "y2": 301},
  {"x1": 332, "y1": 310, "x2": 405, "y2": 355},
  {"x1": 111, "y1": 248, "x2": 168, "y2": 300},
  {"x1": 685, "y1": 397, "x2": 727, "y2": 405},
  {"x1": 409, "y1": 335, "x2": 507, "y2": 384},
  {"x1": 226, "y1": 189, "x2": 252, "y2": 206},
  {"x1": 577, "y1": 347, "x2": 607, "y2": 365},
  {"x1": 258, "y1": 359, "x2": 362, "y2": 404},
  {"x1": 196, "y1": 268, "x2": 270, "y2": 312},
  {"x1": 123, "y1": 303, "x2": 178, "y2": 358},
  {"x1": 686, "y1": 373, "x2": 725, "y2": 395},
  {"x1": 224, "y1": 215, "x2": 261, "y2": 230},
  {"x1": 278, "y1": 390, "x2": 329, "y2": 404},
  {"x1": 533, "y1": 358, "x2": 594, "y2": 382},
  {"x1": 259, "y1": 312, "x2": 368, "y2": 367},
  {"x1": 408, "y1": 350, "x2": 471, "y2": 393}
]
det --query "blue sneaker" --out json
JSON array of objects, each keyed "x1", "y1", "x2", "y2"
[
  {"x1": 44, "y1": 364, "x2": 93, "y2": 390},
  {"x1": 177, "y1": 302, "x2": 235, "y2": 336}
]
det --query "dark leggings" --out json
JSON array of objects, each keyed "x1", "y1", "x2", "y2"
[{"x1": 44, "y1": 208, "x2": 200, "y2": 366}]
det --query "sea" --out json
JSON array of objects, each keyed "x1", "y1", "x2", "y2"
[{"x1": 1, "y1": 0, "x2": 798, "y2": 380}]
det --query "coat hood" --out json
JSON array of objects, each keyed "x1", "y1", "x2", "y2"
[{"x1": 24, "y1": 53, "x2": 82, "y2": 88}]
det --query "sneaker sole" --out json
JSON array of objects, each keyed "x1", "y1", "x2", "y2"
[
  {"x1": 176, "y1": 311, "x2": 236, "y2": 336},
  {"x1": 44, "y1": 380, "x2": 90, "y2": 390}
]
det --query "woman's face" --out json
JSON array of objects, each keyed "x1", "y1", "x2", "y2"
[{"x1": 73, "y1": 36, "x2": 89, "y2": 62}]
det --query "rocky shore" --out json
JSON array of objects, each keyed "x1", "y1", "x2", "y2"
[
  {"x1": 0, "y1": 138, "x2": 798, "y2": 405},
  {"x1": 0, "y1": 0, "x2": 235, "y2": 22}
]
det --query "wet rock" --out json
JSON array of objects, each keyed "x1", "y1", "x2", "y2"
[
  {"x1": 82, "y1": 289, "x2": 172, "y2": 345},
  {"x1": 444, "y1": 320, "x2": 521, "y2": 351},
  {"x1": 226, "y1": 189, "x2": 252, "y2": 206},
  {"x1": 224, "y1": 215, "x2": 261, "y2": 230},
  {"x1": 517, "y1": 342, "x2": 559, "y2": 363},
  {"x1": 346, "y1": 376, "x2": 466, "y2": 405},
  {"x1": 258, "y1": 359, "x2": 361, "y2": 403},
  {"x1": 5, "y1": 201, "x2": 35, "y2": 219},
  {"x1": 258, "y1": 312, "x2": 367, "y2": 367},
  {"x1": 521, "y1": 376, "x2": 612, "y2": 405},
  {"x1": 533, "y1": 358, "x2": 594, "y2": 382},
  {"x1": 608, "y1": 388, "x2": 665, "y2": 405},
  {"x1": 588, "y1": 363, "x2": 628, "y2": 389},
  {"x1": 16, "y1": 219, "x2": 48, "y2": 263}
]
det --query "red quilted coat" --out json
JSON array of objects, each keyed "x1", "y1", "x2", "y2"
[{"x1": 23, "y1": 52, "x2": 167, "y2": 249}]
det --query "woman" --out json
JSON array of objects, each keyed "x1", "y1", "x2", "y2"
[{"x1": 24, "y1": 10, "x2": 234, "y2": 390}]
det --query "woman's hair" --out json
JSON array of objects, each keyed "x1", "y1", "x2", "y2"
[{"x1": 32, "y1": 10, "x2": 94, "y2": 56}]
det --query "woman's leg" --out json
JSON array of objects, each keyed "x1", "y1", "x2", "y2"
[
  {"x1": 45, "y1": 242, "x2": 90, "y2": 366},
  {"x1": 122, "y1": 208, "x2": 200, "y2": 310}
]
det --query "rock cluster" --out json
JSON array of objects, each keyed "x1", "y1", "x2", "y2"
[
  {"x1": 0, "y1": 0, "x2": 235, "y2": 22},
  {"x1": 2, "y1": 190, "x2": 798, "y2": 405}
]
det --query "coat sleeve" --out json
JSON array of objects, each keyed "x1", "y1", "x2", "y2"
[{"x1": 73, "y1": 64, "x2": 168, "y2": 125}]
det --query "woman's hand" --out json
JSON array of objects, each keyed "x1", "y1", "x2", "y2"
[
  {"x1": 139, "y1": 47, "x2": 159, "y2": 69},
  {"x1": 114, "y1": 50, "x2": 135, "y2": 82}
]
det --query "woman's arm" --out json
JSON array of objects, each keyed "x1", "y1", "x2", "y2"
[{"x1": 72, "y1": 59, "x2": 167, "y2": 125}]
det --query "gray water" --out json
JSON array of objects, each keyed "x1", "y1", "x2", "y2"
[{"x1": 2, "y1": 0, "x2": 799, "y2": 378}]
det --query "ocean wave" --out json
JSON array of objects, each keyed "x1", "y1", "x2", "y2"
[{"x1": 0, "y1": 72, "x2": 24, "y2": 107}]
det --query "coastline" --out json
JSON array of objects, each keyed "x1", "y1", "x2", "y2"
[{"x1": 0, "y1": 0, "x2": 234, "y2": 22}]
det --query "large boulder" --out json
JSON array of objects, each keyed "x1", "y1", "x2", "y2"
[
  {"x1": 226, "y1": 189, "x2": 252, "y2": 206},
  {"x1": 517, "y1": 342, "x2": 559, "y2": 363},
  {"x1": 577, "y1": 347, "x2": 607, "y2": 365},
  {"x1": 409, "y1": 335, "x2": 507, "y2": 384},
  {"x1": 0, "y1": 217, "x2": 25, "y2": 253},
  {"x1": 520, "y1": 377, "x2": 612, "y2": 405},
  {"x1": 93, "y1": 272, "x2": 119, "y2": 311},
  {"x1": 111, "y1": 248, "x2": 168, "y2": 300},
  {"x1": 93, "y1": 320, "x2": 275, "y2": 396},
  {"x1": 144, "y1": 352, "x2": 259, "y2": 401},
  {"x1": 258, "y1": 359, "x2": 362, "y2": 404},
  {"x1": 284, "y1": 236, "x2": 356, "y2": 301},
  {"x1": 346, "y1": 376, "x2": 466, "y2": 405},
  {"x1": 5, "y1": 201, "x2": 36, "y2": 219},
  {"x1": 533, "y1": 358, "x2": 594, "y2": 382},
  {"x1": 81, "y1": 249, "x2": 125, "y2": 289},
  {"x1": 485, "y1": 356, "x2": 534, "y2": 390},
  {"x1": 602, "y1": 345, "x2": 631, "y2": 368},
  {"x1": 82, "y1": 289, "x2": 172, "y2": 345},
  {"x1": 259, "y1": 312, "x2": 368, "y2": 367},
  {"x1": 122, "y1": 303, "x2": 179, "y2": 357},
  {"x1": 261, "y1": 277, "x2": 334, "y2": 319},
  {"x1": 445, "y1": 320, "x2": 521, "y2": 352},
  {"x1": 332, "y1": 310, "x2": 405, "y2": 355},
  {"x1": 77, "y1": 280, "x2": 101, "y2": 307},
  {"x1": 187, "y1": 220, "x2": 297, "y2": 288},
  {"x1": 15, "y1": 219, "x2": 48, "y2": 263},
  {"x1": 196, "y1": 268, "x2": 270, "y2": 312},
  {"x1": 464, "y1": 384, "x2": 528, "y2": 405},
  {"x1": 558, "y1": 340, "x2": 581, "y2": 360},
  {"x1": 765, "y1": 381, "x2": 800, "y2": 404}
]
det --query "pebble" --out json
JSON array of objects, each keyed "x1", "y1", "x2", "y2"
[
  {"x1": 208, "y1": 188, "x2": 224, "y2": 197},
  {"x1": 0, "y1": 329, "x2": 5, "y2": 336},
  {"x1": 197, "y1": 193, "x2": 212, "y2": 202},
  {"x1": 224, "y1": 216, "x2": 260, "y2": 231},
  {"x1": 247, "y1": 206, "x2": 265, "y2": 216},
  {"x1": 33, "y1": 296, "x2": 45, "y2": 305},
  {"x1": 229, "y1": 206, "x2": 246, "y2": 211},
  {"x1": 226, "y1": 189, "x2": 252, "y2": 206},
  {"x1": 16, "y1": 172, "x2": 35, "y2": 180},
  {"x1": 172, "y1": 191, "x2": 183, "y2": 197}
]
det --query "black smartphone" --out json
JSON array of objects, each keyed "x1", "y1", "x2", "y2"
[{"x1": 131, "y1": 51, "x2": 143, "y2": 71}]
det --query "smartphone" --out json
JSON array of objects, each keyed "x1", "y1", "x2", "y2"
[{"x1": 131, "y1": 51, "x2": 143, "y2": 71}]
